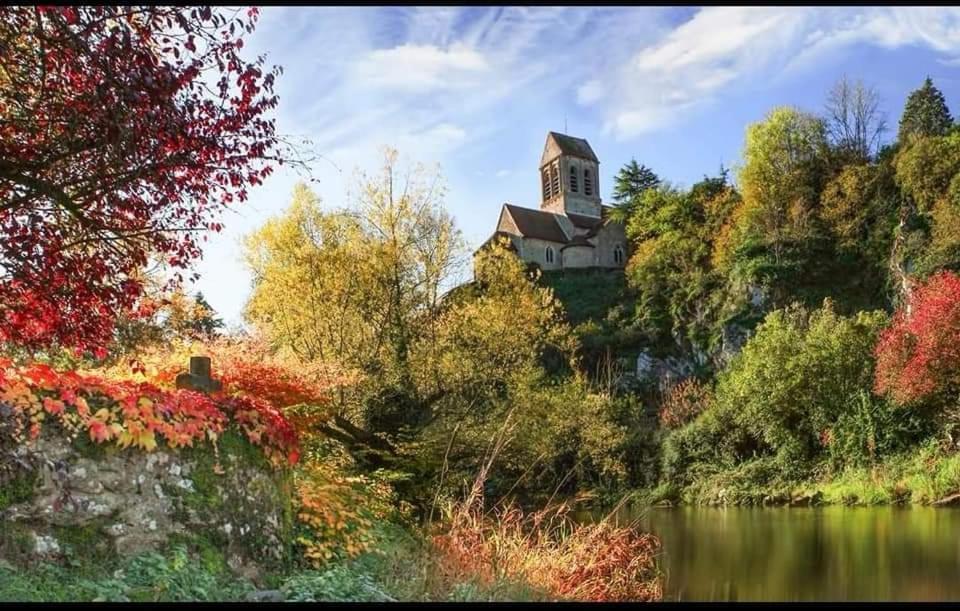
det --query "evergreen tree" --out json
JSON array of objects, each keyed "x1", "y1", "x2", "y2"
[
  {"x1": 189, "y1": 292, "x2": 225, "y2": 338},
  {"x1": 612, "y1": 159, "x2": 660, "y2": 205},
  {"x1": 898, "y1": 77, "x2": 954, "y2": 143}
]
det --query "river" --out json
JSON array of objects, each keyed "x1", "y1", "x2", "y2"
[{"x1": 617, "y1": 506, "x2": 960, "y2": 601}]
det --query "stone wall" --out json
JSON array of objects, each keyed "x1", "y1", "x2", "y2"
[{"x1": 0, "y1": 425, "x2": 293, "y2": 582}]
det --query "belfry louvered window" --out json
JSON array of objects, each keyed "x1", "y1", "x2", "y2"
[
  {"x1": 584, "y1": 169, "x2": 593, "y2": 196},
  {"x1": 541, "y1": 167, "x2": 551, "y2": 200},
  {"x1": 569, "y1": 165, "x2": 578, "y2": 192},
  {"x1": 550, "y1": 162, "x2": 560, "y2": 197}
]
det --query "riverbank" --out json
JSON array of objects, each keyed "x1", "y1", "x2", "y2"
[{"x1": 642, "y1": 440, "x2": 960, "y2": 507}]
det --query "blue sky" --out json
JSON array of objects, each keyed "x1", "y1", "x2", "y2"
[{"x1": 192, "y1": 7, "x2": 960, "y2": 327}]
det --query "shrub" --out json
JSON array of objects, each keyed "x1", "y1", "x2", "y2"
[
  {"x1": 875, "y1": 270, "x2": 960, "y2": 406},
  {"x1": 294, "y1": 454, "x2": 407, "y2": 568},
  {"x1": 714, "y1": 301, "x2": 887, "y2": 466},
  {"x1": 280, "y1": 566, "x2": 393, "y2": 602},
  {"x1": 658, "y1": 378, "x2": 711, "y2": 430},
  {"x1": 824, "y1": 390, "x2": 928, "y2": 472}
]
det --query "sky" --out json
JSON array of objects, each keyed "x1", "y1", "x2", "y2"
[{"x1": 191, "y1": 6, "x2": 960, "y2": 327}]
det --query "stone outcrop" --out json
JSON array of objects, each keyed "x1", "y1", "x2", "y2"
[{"x1": 0, "y1": 427, "x2": 293, "y2": 581}]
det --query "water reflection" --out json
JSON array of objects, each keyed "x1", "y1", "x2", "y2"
[{"x1": 618, "y1": 506, "x2": 960, "y2": 601}]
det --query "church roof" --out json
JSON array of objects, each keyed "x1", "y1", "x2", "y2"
[
  {"x1": 568, "y1": 206, "x2": 618, "y2": 236},
  {"x1": 503, "y1": 204, "x2": 568, "y2": 243},
  {"x1": 546, "y1": 132, "x2": 599, "y2": 163},
  {"x1": 567, "y1": 212, "x2": 604, "y2": 230}
]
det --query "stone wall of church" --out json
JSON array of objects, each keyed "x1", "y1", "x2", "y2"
[
  {"x1": 593, "y1": 223, "x2": 628, "y2": 268},
  {"x1": 518, "y1": 237, "x2": 564, "y2": 270},
  {"x1": 561, "y1": 245, "x2": 596, "y2": 268}
]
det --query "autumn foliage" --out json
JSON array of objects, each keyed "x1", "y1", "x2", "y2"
[
  {"x1": 0, "y1": 358, "x2": 299, "y2": 466},
  {"x1": 875, "y1": 271, "x2": 960, "y2": 406},
  {"x1": 658, "y1": 378, "x2": 711, "y2": 430},
  {"x1": 0, "y1": 6, "x2": 283, "y2": 353},
  {"x1": 430, "y1": 495, "x2": 661, "y2": 602}
]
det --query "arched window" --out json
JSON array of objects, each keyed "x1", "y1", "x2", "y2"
[
  {"x1": 569, "y1": 164, "x2": 578, "y2": 192},
  {"x1": 541, "y1": 167, "x2": 551, "y2": 200},
  {"x1": 584, "y1": 168, "x2": 593, "y2": 196},
  {"x1": 613, "y1": 245, "x2": 624, "y2": 265},
  {"x1": 550, "y1": 161, "x2": 560, "y2": 197},
  {"x1": 545, "y1": 246, "x2": 555, "y2": 264}
]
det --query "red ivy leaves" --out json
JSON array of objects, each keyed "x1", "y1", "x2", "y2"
[
  {"x1": 0, "y1": 6, "x2": 282, "y2": 353},
  {"x1": 875, "y1": 271, "x2": 960, "y2": 406},
  {"x1": 0, "y1": 359, "x2": 299, "y2": 466}
]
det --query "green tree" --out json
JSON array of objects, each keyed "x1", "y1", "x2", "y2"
[
  {"x1": 242, "y1": 150, "x2": 465, "y2": 467},
  {"x1": 735, "y1": 107, "x2": 831, "y2": 264},
  {"x1": 610, "y1": 159, "x2": 660, "y2": 222},
  {"x1": 898, "y1": 77, "x2": 954, "y2": 143}
]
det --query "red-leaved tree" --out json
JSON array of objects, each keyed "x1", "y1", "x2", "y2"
[
  {"x1": 0, "y1": 6, "x2": 285, "y2": 355},
  {"x1": 875, "y1": 270, "x2": 960, "y2": 406}
]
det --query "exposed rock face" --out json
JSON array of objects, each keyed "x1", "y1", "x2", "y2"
[
  {"x1": 718, "y1": 322, "x2": 752, "y2": 367},
  {"x1": 635, "y1": 351, "x2": 698, "y2": 395},
  {"x1": 0, "y1": 429, "x2": 292, "y2": 580}
]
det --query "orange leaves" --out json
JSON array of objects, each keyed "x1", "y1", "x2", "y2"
[
  {"x1": 294, "y1": 459, "x2": 399, "y2": 567},
  {"x1": 42, "y1": 396, "x2": 65, "y2": 415},
  {"x1": 0, "y1": 360, "x2": 299, "y2": 467},
  {"x1": 431, "y1": 497, "x2": 662, "y2": 602}
]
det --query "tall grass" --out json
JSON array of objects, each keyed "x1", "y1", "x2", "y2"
[{"x1": 428, "y1": 481, "x2": 661, "y2": 602}]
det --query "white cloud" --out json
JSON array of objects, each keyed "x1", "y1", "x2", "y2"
[
  {"x1": 354, "y1": 42, "x2": 489, "y2": 93},
  {"x1": 584, "y1": 7, "x2": 960, "y2": 139}
]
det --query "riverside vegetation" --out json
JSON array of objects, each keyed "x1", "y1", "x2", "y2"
[{"x1": 2, "y1": 7, "x2": 960, "y2": 599}]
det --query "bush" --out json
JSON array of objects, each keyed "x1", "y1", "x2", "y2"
[
  {"x1": 280, "y1": 566, "x2": 393, "y2": 602},
  {"x1": 875, "y1": 270, "x2": 960, "y2": 407},
  {"x1": 824, "y1": 390, "x2": 928, "y2": 472},
  {"x1": 660, "y1": 403, "x2": 756, "y2": 487},
  {"x1": 714, "y1": 301, "x2": 887, "y2": 467},
  {"x1": 658, "y1": 378, "x2": 711, "y2": 430}
]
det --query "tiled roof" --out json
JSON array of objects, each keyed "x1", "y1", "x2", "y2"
[
  {"x1": 547, "y1": 132, "x2": 599, "y2": 162},
  {"x1": 503, "y1": 204, "x2": 569, "y2": 243}
]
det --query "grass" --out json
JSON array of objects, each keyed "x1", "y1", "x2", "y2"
[
  {"x1": 425, "y1": 482, "x2": 662, "y2": 602},
  {"x1": 658, "y1": 439, "x2": 960, "y2": 507}
]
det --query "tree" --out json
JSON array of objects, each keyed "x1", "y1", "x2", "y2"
[
  {"x1": 898, "y1": 77, "x2": 954, "y2": 143},
  {"x1": 243, "y1": 151, "x2": 465, "y2": 465},
  {"x1": 610, "y1": 159, "x2": 660, "y2": 222},
  {"x1": 111, "y1": 284, "x2": 224, "y2": 357},
  {"x1": 824, "y1": 75, "x2": 887, "y2": 162},
  {"x1": 736, "y1": 107, "x2": 830, "y2": 265},
  {"x1": 875, "y1": 270, "x2": 960, "y2": 407},
  {"x1": 0, "y1": 6, "x2": 287, "y2": 355},
  {"x1": 187, "y1": 293, "x2": 224, "y2": 339}
]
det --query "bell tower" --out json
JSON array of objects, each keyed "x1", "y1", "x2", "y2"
[{"x1": 539, "y1": 131, "x2": 601, "y2": 218}]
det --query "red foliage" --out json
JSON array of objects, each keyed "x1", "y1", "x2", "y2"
[
  {"x1": 0, "y1": 359, "x2": 299, "y2": 466},
  {"x1": 875, "y1": 271, "x2": 960, "y2": 405},
  {"x1": 0, "y1": 6, "x2": 283, "y2": 353},
  {"x1": 658, "y1": 378, "x2": 710, "y2": 429}
]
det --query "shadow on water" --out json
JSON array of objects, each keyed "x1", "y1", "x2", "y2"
[{"x1": 604, "y1": 505, "x2": 960, "y2": 602}]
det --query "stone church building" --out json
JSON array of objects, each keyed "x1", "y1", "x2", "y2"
[{"x1": 476, "y1": 132, "x2": 628, "y2": 270}]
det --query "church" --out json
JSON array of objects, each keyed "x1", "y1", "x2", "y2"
[{"x1": 476, "y1": 132, "x2": 628, "y2": 271}]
